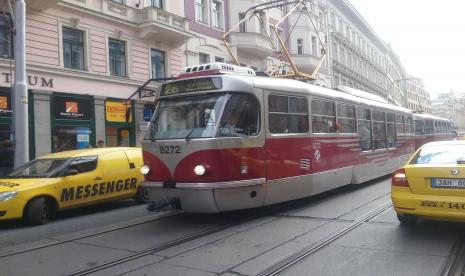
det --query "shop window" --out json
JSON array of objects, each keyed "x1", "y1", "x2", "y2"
[
  {"x1": 106, "y1": 127, "x2": 131, "y2": 147},
  {"x1": 215, "y1": 56, "x2": 224, "y2": 62},
  {"x1": 0, "y1": 125, "x2": 13, "y2": 176},
  {"x1": 0, "y1": 15, "x2": 12, "y2": 59},
  {"x1": 269, "y1": 95, "x2": 308, "y2": 134},
  {"x1": 67, "y1": 156, "x2": 98, "y2": 174},
  {"x1": 372, "y1": 110, "x2": 386, "y2": 149},
  {"x1": 311, "y1": 99, "x2": 336, "y2": 133},
  {"x1": 109, "y1": 38, "x2": 126, "y2": 77},
  {"x1": 63, "y1": 27, "x2": 85, "y2": 70},
  {"x1": 0, "y1": 90, "x2": 12, "y2": 118},
  {"x1": 337, "y1": 104, "x2": 356, "y2": 133},
  {"x1": 53, "y1": 126, "x2": 93, "y2": 152},
  {"x1": 151, "y1": 49, "x2": 165, "y2": 79}
]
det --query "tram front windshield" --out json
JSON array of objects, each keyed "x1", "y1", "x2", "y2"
[{"x1": 146, "y1": 93, "x2": 259, "y2": 140}]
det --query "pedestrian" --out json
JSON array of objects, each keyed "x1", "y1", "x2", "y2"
[{"x1": 97, "y1": 140, "x2": 105, "y2": 148}]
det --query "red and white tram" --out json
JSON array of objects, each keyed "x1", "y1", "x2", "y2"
[
  {"x1": 412, "y1": 113, "x2": 453, "y2": 150},
  {"x1": 139, "y1": 63, "x2": 437, "y2": 212}
]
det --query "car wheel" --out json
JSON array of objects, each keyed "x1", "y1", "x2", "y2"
[
  {"x1": 25, "y1": 197, "x2": 51, "y2": 225},
  {"x1": 135, "y1": 187, "x2": 150, "y2": 204},
  {"x1": 396, "y1": 213, "x2": 418, "y2": 225}
]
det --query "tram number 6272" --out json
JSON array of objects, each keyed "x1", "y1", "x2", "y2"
[{"x1": 159, "y1": 146, "x2": 181, "y2": 154}]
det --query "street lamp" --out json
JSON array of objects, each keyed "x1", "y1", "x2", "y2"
[{"x1": 13, "y1": 0, "x2": 29, "y2": 167}]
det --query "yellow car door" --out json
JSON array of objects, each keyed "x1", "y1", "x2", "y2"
[
  {"x1": 101, "y1": 150, "x2": 138, "y2": 200},
  {"x1": 58, "y1": 155, "x2": 103, "y2": 209}
]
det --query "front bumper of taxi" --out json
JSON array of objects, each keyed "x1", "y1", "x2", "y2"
[
  {"x1": 0, "y1": 197, "x2": 28, "y2": 221},
  {"x1": 392, "y1": 186, "x2": 465, "y2": 221}
]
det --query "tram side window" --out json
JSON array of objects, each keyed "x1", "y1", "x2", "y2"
[
  {"x1": 395, "y1": 114, "x2": 405, "y2": 134},
  {"x1": 311, "y1": 100, "x2": 336, "y2": 133},
  {"x1": 268, "y1": 95, "x2": 308, "y2": 134},
  {"x1": 219, "y1": 94, "x2": 260, "y2": 137},
  {"x1": 425, "y1": 120, "x2": 434, "y2": 135},
  {"x1": 372, "y1": 110, "x2": 386, "y2": 149},
  {"x1": 405, "y1": 116, "x2": 413, "y2": 134},
  {"x1": 357, "y1": 108, "x2": 372, "y2": 151},
  {"x1": 386, "y1": 113, "x2": 396, "y2": 148},
  {"x1": 337, "y1": 104, "x2": 356, "y2": 133},
  {"x1": 414, "y1": 120, "x2": 424, "y2": 135}
]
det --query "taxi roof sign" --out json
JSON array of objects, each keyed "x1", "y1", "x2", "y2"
[{"x1": 177, "y1": 62, "x2": 256, "y2": 79}]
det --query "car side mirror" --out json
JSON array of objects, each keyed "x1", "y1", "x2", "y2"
[{"x1": 62, "y1": 169, "x2": 79, "y2": 177}]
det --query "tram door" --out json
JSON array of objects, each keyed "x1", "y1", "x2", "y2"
[{"x1": 264, "y1": 91, "x2": 313, "y2": 204}]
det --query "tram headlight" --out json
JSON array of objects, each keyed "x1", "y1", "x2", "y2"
[
  {"x1": 194, "y1": 165, "x2": 206, "y2": 176},
  {"x1": 140, "y1": 165, "x2": 150, "y2": 175}
]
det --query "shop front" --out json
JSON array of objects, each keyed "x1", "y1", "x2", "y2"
[
  {"x1": 51, "y1": 93, "x2": 95, "y2": 152},
  {"x1": 105, "y1": 99, "x2": 135, "y2": 147}
]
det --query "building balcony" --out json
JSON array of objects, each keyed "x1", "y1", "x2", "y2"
[
  {"x1": 230, "y1": 32, "x2": 274, "y2": 58},
  {"x1": 138, "y1": 6, "x2": 192, "y2": 46},
  {"x1": 292, "y1": 54, "x2": 329, "y2": 76},
  {"x1": 61, "y1": 0, "x2": 192, "y2": 47},
  {"x1": 27, "y1": 0, "x2": 60, "y2": 11}
]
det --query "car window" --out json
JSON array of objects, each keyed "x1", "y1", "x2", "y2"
[
  {"x1": 8, "y1": 158, "x2": 69, "y2": 178},
  {"x1": 67, "y1": 156, "x2": 98, "y2": 174},
  {"x1": 410, "y1": 145, "x2": 465, "y2": 165}
]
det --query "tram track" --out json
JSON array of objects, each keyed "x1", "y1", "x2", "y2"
[
  {"x1": 441, "y1": 236, "x2": 465, "y2": 276},
  {"x1": 254, "y1": 201, "x2": 393, "y2": 276},
  {"x1": 65, "y1": 200, "x2": 393, "y2": 276},
  {"x1": 0, "y1": 211, "x2": 183, "y2": 259},
  {"x1": 65, "y1": 210, "x2": 275, "y2": 276}
]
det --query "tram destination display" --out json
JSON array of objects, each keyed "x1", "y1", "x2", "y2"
[{"x1": 161, "y1": 77, "x2": 222, "y2": 96}]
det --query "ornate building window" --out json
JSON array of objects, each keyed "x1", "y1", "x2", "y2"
[{"x1": 63, "y1": 27, "x2": 85, "y2": 70}]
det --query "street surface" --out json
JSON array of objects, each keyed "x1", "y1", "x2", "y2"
[{"x1": 0, "y1": 177, "x2": 463, "y2": 276}]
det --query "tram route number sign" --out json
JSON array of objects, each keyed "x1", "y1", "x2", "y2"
[{"x1": 161, "y1": 77, "x2": 222, "y2": 96}]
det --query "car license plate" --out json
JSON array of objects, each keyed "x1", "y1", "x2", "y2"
[{"x1": 431, "y1": 178, "x2": 465, "y2": 189}]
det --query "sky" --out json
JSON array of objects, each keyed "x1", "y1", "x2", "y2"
[{"x1": 349, "y1": 0, "x2": 465, "y2": 100}]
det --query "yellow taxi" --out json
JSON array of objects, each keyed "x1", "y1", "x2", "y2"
[
  {"x1": 392, "y1": 140, "x2": 465, "y2": 224},
  {"x1": 0, "y1": 147, "x2": 146, "y2": 225}
]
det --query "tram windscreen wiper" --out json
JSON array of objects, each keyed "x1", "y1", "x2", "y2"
[{"x1": 184, "y1": 128, "x2": 196, "y2": 141}]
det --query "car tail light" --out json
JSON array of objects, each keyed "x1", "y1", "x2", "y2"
[{"x1": 392, "y1": 168, "x2": 410, "y2": 187}]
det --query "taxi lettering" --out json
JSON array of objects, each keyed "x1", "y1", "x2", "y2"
[
  {"x1": 0, "y1": 182, "x2": 20, "y2": 188},
  {"x1": 60, "y1": 178, "x2": 138, "y2": 202},
  {"x1": 420, "y1": 201, "x2": 465, "y2": 210}
]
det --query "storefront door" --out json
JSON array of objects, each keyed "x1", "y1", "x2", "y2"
[{"x1": 105, "y1": 99, "x2": 135, "y2": 147}]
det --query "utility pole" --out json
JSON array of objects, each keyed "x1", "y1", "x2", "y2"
[{"x1": 13, "y1": 0, "x2": 29, "y2": 167}]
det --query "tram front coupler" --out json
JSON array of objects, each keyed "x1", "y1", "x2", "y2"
[{"x1": 146, "y1": 198, "x2": 181, "y2": 212}]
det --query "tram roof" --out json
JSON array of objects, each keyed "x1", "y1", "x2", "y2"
[
  {"x1": 412, "y1": 113, "x2": 451, "y2": 122},
  {"x1": 225, "y1": 74, "x2": 413, "y2": 114}
]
